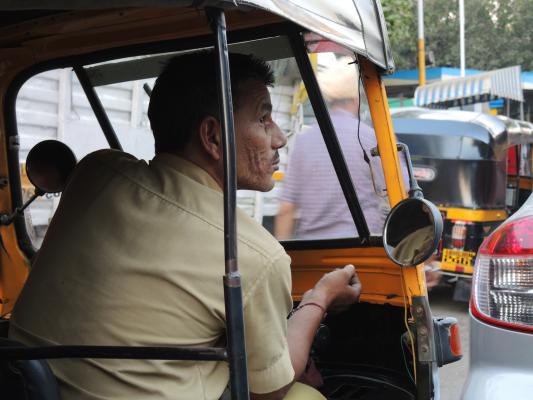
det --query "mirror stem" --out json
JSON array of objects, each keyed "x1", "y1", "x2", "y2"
[
  {"x1": 397, "y1": 143, "x2": 423, "y2": 199},
  {"x1": 0, "y1": 189, "x2": 44, "y2": 226}
]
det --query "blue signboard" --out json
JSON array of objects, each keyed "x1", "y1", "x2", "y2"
[{"x1": 489, "y1": 99, "x2": 504, "y2": 109}]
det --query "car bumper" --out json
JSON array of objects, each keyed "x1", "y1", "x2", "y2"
[{"x1": 462, "y1": 313, "x2": 533, "y2": 400}]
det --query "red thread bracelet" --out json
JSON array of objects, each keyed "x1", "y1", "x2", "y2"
[{"x1": 288, "y1": 301, "x2": 326, "y2": 319}]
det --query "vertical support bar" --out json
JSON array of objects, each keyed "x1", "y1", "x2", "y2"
[
  {"x1": 288, "y1": 30, "x2": 370, "y2": 240},
  {"x1": 74, "y1": 66, "x2": 123, "y2": 151},
  {"x1": 206, "y1": 8, "x2": 249, "y2": 400},
  {"x1": 360, "y1": 59, "x2": 406, "y2": 208},
  {"x1": 417, "y1": 0, "x2": 426, "y2": 86},
  {"x1": 361, "y1": 58, "x2": 426, "y2": 300},
  {"x1": 459, "y1": 0, "x2": 466, "y2": 77}
]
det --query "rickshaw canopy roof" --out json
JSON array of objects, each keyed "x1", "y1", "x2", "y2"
[
  {"x1": 393, "y1": 108, "x2": 533, "y2": 158},
  {"x1": 392, "y1": 108, "x2": 509, "y2": 164},
  {"x1": 497, "y1": 116, "x2": 533, "y2": 146},
  {"x1": 0, "y1": 0, "x2": 395, "y2": 74},
  {"x1": 392, "y1": 108, "x2": 507, "y2": 143},
  {"x1": 391, "y1": 107, "x2": 510, "y2": 158}
]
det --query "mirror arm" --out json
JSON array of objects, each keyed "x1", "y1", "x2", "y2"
[
  {"x1": 396, "y1": 142, "x2": 424, "y2": 199},
  {"x1": 0, "y1": 189, "x2": 44, "y2": 226}
]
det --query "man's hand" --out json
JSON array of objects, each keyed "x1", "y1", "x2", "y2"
[
  {"x1": 304, "y1": 265, "x2": 362, "y2": 313},
  {"x1": 286, "y1": 265, "x2": 362, "y2": 386}
]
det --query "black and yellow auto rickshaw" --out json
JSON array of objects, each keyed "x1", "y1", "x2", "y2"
[
  {"x1": 0, "y1": 2, "x2": 460, "y2": 399},
  {"x1": 392, "y1": 108, "x2": 533, "y2": 296}
]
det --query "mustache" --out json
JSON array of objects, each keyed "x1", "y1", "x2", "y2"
[{"x1": 272, "y1": 153, "x2": 280, "y2": 164}]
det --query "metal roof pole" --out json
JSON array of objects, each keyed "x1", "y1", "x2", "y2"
[
  {"x1": 459, "y1": 0, "x2": 465, "y2": 77},
  {"x1": 417, "y1": 0, "x2": 426, "y2": 86},
  {"x1": 206, "y1": 7, "x2": 249, "y2": 400}
]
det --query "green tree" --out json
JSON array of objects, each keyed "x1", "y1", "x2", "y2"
[
  {"x1": 495, "y1": 0, "x2": 533, "y2": 70},
  {"x1": 381, "y1": 0, "x2": 533, "y2": 71},
  {"x1": 381, "y1": 0, "x2": 417, "y2": 69}
]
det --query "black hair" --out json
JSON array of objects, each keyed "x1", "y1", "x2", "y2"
[{"x1": 148, "y1": 51, "x2": 274, "y2": 154}]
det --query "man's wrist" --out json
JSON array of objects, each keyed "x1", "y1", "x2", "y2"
[
  {"x1": 301, "y1": 288, "x2": 329, "y2": 311},
  {"x1": 288, "y1": 302, "x2": 326, "y2": 319}
]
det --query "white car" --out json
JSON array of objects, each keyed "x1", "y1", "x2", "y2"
[{"x1": 462, "y1": 193, "x2": 533, "y2": 399}]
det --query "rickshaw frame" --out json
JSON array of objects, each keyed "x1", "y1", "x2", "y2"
[{"x1": 0, "y1": 2, "x2": 441, "y2": 399}]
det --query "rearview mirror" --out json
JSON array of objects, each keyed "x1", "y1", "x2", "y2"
[
  {"x1": 383, "y1": 198, "x2": 443, "y2": 266},
  {"x1": 0, "y1": 140, "x2": 77, "y2": 226},
  {"x1": 26, "y1": 140, "x2": 77, "y2": 194}
]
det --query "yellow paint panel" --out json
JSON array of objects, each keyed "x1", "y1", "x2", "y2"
[
  {"x1": 360, "y1": 59, "x2": 406, "y2": 207},
  {"x1": 440, "y1": 207, "x2": 507, "y2": 222},
  {"x1": 354, "y1": 60, "x2": 425, "y2": 303},
  {"x1": 288, "y1": 246, "x2": 425, "y2": 306},
  {"x1": 0, "y1": 97, "x2": 31, "y2": 316}
]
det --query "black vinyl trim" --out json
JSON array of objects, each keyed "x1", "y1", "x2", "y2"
[
  {"x1": 281, "y1": 236, "x2": 383, "y2": 251},
  {"x1": 0, "y1": 345, "x2": 228, "y2": 361}
]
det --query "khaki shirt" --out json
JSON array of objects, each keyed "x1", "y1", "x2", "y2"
[
  {"x1": 392, "y1": 225, "x2": 435, "y2": 266},
  {"x1": 10, "y1": 150, "x2": 294, "y2": 399}
]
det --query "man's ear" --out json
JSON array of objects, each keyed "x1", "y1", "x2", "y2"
[{"x1": 198, "y1": 115, "x2": 222, "y2": 161}]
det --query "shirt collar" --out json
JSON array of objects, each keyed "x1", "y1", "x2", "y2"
[{"x1": 151, "y1": 153, "x2": 222, "y2": 192}]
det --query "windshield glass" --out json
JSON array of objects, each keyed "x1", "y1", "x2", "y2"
[
  {"x1": 15, "y1": 34, "x2": 390, "y2": 247},
  {"x1": 274, "y1": 34, "x2": 389, "y2": 240}
]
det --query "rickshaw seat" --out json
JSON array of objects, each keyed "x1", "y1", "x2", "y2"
[{"x1": 0, "y1": 338, "x2": 60, "y2": 400}]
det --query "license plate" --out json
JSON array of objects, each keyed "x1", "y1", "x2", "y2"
[{"x1": 442, "y1": 248, "x2": 476, "y2": 272}]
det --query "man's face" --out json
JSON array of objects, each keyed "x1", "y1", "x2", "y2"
[{"x1": 233, "y1": 79, "x2": 287, "y2": 191}]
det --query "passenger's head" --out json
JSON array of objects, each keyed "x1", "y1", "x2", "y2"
[
  {"x1": 148, "y1": 51, "x2": 286, "y2": 191},
  {"x1": 317, "y1": 56, "x2": 359, "y2": 114}
]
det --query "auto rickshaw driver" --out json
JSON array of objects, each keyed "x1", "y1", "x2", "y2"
[{"x1": 9, "y1": 51, "x2": 362, "y2": 400}]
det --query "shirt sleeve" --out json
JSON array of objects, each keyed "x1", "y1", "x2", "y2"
[{"x1": 243, "y1": 250, "x2": 294, "y2": 394}]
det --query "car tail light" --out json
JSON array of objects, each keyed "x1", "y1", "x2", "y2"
[
  {"x1": 451, "y1": 220, "x2": 468, "y2": 249},
  {"x1": 471, "y1": 215, "x2": 533, "y2": 332}
]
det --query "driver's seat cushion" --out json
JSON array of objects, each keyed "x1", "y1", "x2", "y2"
[{"x1": 0, "y1": 338, "x2": 60, "y2": 400}]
